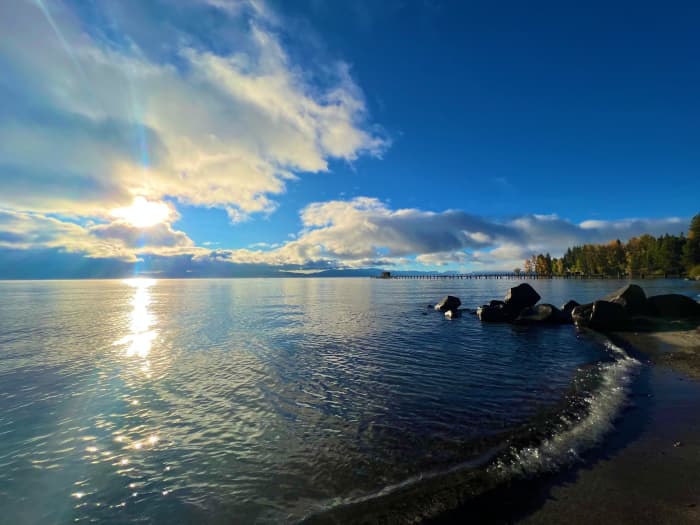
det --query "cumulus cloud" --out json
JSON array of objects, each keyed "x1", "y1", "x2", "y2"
[
  {"x1": 0, "y1": 0, "x2": 386, "y2": 219},
  {"x1": 89, "y1": 221, "x2": 194, "y2": 250},
  {"x1": 0, "y1": 210, "x2": 198, "y2": 262},
  {"x1": 0, "y1": 196, "x2": 689, "y2": 273},
  {"x1": 197, "y1": 197, "x2": 688, "y2": 270}
]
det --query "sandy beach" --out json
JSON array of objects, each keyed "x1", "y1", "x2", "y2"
[
  {"x1": 520, "y1": 334, "x2": 700, "y2": 524},
  {"x1": 614, "y1": 328, "x2": 700, "y2": 379},
  {"x1": 432, "y1": 326, "x2": 700, "y2": 525},
  {"x1": 518, "y1": 328, "x2": 700, "y2": 524}
]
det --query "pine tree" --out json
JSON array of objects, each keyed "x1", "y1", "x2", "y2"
[{"x1": 683, "y1": 213, "x2": 700, "y2": 271}]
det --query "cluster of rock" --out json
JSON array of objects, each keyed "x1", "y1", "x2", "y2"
[
  {"x1": 571, "y1": 284, "x2": 700, "y2": 331},
  {"x1": 474, "y1": 283, "x2": 578, "y2": 325},
  {"x1": 432, "y1": 283, "x2": 700, "y2": 331}
]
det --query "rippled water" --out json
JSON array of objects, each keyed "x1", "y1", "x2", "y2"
[{"x1": 0, "y1": 278, "x2": 698, "y2": 524}]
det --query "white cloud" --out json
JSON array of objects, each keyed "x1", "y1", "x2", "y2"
[
  {"x1": 0, "y1": 196, "x2": 689, "y2": 271},
  {"x1": 0, "y1": 0, "x2": 386, "y2": 220},
  {"x1": 89, "y1": 221, "x2": 194, "y2": 250},
  {"x1": 198, "y1": 198, "x2": 689, "y2": 270},
  {"x1": 0, "y1": 210, "x2": 199, "y2": 262}
]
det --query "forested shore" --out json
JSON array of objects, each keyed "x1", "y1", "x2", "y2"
[{"x1": 520, "y1": 213, "x2": 700, "y2": 279}]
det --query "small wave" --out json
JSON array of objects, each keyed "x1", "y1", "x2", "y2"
[
  {"x1": 493, "y1": 338, "x2": 640, "y2": 478},
  {"x1": 303, "y1": 337, "x2": 640, "y2": 524}
]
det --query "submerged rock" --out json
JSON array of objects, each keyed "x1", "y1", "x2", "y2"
[
  {"x1": 445, "y1": 309, "x2": 461, "y2": 319},
  {"x1": 515, "y1": 304, "x2": 566, "y2": 325},
  {"x1": 434, "y1": 295, "x2": 461, "y2": 312},
  {"x1": 476, "y1": 304, "x2": 513, "y2": 322},
  {"x1": 504, "y1": 283, "x2": 541, "y2": 312},
  {"x1": 604, "y1": 284, "x2": 648, "y2": 314},
  {"x1": 647, "y1": 294, "x2": 700, "y2": 319}
]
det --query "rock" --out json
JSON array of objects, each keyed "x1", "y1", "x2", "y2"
[
  {"x1": 604, "y1": 284, "x2": 648, "y2": 314},
  {"x1": 445, "y1": 309, "x2": 461, "y2": 319},
  {"x1": 561, "y1": 300, "x2": 580, "y2": 314},
  {"x1": 560, "y1": 300, "x2": 580, "y2": 324},
  {"x1": 647, "y1": 294, "x2": 700, "y2": 319},
  {"x1": 515, "y1": 304, "x2": 566, "y2": 325},
  {"x1": 477, "y1": 304, "x2": 513, "y2": 322},
  {"x1": 571, "y1": 303, "x2": 593, "y2": 327},
  {"x1": 490, "y1": 300, "x2": 506, "y2": 308},
  {"x1": 625, "y1": 317, "x2": 658, "y2": 332},
  {"x1": 504, "y1": 283, "x2": 541, "y2": 312},
  {"x1": 434, "y1": 295, "x2": 461, "y2": 312},
  {"x1": 588, "y1": 300, "x2": 630, "y2": 330}
]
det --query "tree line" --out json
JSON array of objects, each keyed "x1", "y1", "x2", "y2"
[{"x1": 517, "y1": 213, "x2": 700, "y2": 278}]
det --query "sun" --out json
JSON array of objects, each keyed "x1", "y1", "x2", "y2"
[{"x1": 111, "y1": 197, "x2": 170, "y2": 228}]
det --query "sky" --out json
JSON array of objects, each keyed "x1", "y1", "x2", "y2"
[{"x1": 0, "y1": 0, "x2": 698, "y2": 278}]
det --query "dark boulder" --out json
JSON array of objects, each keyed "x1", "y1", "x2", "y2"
[
  {"x1": 588, "y1": 300, "x2": 630, "y2": 330},
  {"x1": 434, "y1": 296, "x2": 461, "y2": 312},
  {"x1": 647, "y1": 294, "x2": 700, "y2": 319},
  {"x1": 504, "y1": 283, "x2": 541, "y2": 312},
  {"x1": 477, "y1": 304, "x2": 513, "y2": 322},
  {"x1": 561, "y1": 300, "x2": 580, "y2": 315},
  {"x1": 490, "y1": 300, "x2": 507, "y2": 308},
  {"x1": 571, "y1": 303, "x2": 593, "y2": 327},
  {"x1": 560, "y1": 300, "x2": 580, "y2": 324},
  {"x1": 515, "y1": 304, "x2": 566, "y2": 325},
  {"x1": 604, "y1": 284, "x2": 648, "y2": 314}
]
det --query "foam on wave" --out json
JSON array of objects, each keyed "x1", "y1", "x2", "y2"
[
  {"x1": 494, "y1": 338, "x2": 640, "y2": 478},
  {"x1": 302, "y1": 337, "x2": 641, "y2": 523}
]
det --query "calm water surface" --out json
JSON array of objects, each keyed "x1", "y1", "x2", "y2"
[{"x1": 0, "y1": 278, "x2": 698, "y2": 524}]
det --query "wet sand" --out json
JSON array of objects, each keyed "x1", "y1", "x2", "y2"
[
  {"x1": 520, "y1": 360, "x2": 700, "y2": 524},
  {"x1": 521, "y1": 328, "x2": 700, "y2": 524}
]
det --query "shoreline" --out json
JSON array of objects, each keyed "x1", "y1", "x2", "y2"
[
  {"x1": 433, "y1": 326, "x2": 700, "y2": 524},
  {"x1": 611, "y1": 328, "x2": 700, "y2": 379},
  {"x1": 520, "y1": 327, "x2": 700, "y2": 524}
]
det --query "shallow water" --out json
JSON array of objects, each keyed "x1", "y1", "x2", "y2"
[{"x1": 0, "y1": 278, "x2": 698, "y2": 524}]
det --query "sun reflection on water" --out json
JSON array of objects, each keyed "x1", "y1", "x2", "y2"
[{"x1": 114, "y1": 279, "x2": 157, "y2": 358}]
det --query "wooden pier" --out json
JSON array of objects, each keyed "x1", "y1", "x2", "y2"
[
  {"x1": 378, "y1": 273, "x2": 562, "y2": 280},
  {"x1": 375, "y1": 272, "x2": 680, "y2": 280}
]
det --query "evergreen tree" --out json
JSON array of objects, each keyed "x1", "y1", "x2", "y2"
[
  {"x1": 526, "y1": 212, "x2": 696, "y2": 277},
  {"x1": 682, "y1": 213, "x2": 700, "y2": 270}
]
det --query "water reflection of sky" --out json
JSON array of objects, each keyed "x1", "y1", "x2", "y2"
[{"x1": 5, "y1": 279, "x2": 698, "y2": 523}]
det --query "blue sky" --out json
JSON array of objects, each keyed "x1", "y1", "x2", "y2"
[{"x1": 0, "y1": 0, "x2": 698, "y2": 277}]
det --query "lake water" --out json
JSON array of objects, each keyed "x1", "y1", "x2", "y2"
[{"x1": 1, "y1": 278, "x2": 698, "y2": 524}]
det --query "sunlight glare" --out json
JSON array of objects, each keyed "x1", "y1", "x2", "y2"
[
  {"x1": 114, "y1": 279, "x2": 158, "y2": 358},
  {"x1": 111, "y1": 197, "x2": 170, "y2": 228}
]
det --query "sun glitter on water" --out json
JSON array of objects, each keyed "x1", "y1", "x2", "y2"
[
  {"x1": 111, "y1": 197, "x2": 170, "y2": 228},
  {"x1": 114, "y1": 278, "x2": 158, "y2": 358}
]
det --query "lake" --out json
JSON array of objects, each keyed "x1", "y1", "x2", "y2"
[{"x1": 1, "y1": 278, "x2": 698, "y2": 524}]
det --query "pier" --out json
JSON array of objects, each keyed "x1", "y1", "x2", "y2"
[{"x1": 376, "y1": 272, "x2": 683, "y2": 280}]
